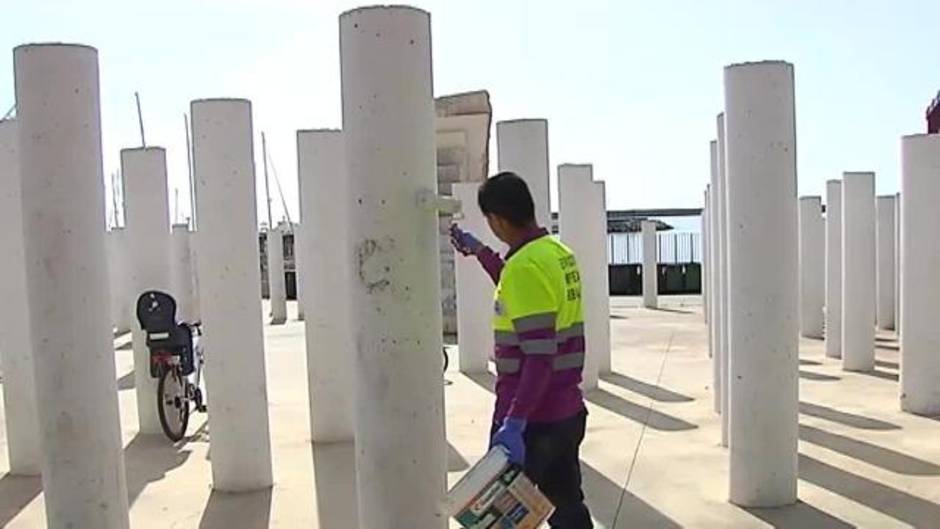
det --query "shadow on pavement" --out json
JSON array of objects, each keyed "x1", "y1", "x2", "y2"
[
  {"x1": 117, "y1": 341, "x2": 133, "y2": 351},
  {"x1": 799, "y1": 359, "x2": 823, "y2": 366},
  {"x1": 647, "y1": 306, "x2": 695, "y2": 315},
  {"x1": 466, "y1": 371, "x2": 496, "y2": 394},
  {"x1": 799, "y1": 424, "x2": 940, "y2": 475},
  {"x1": 744, "y1": 500, "x2": 855, "y2": 528},
  {"x1": 198, "y1": 487, "x2": 272, "y2": 529},
  {"x1": 799, "y1": 453, "x2": 940, "y2": 527},
  {"x1": 124, "y1": 433, "x2": 193, "y2": 505},
  {"x1": 799, "y1": 401, "x2": 900, "y2": 430},
  {"x1": 586, "y1": 389, "x2": 697, "y2": 432},
  {"x1": 858, "y1": 369, "x2": 899, "y2": 382},
  {"x1": 799, "y1": 370, "x2": 841, "y2": 382},
  {"x1": 448, "y1": 442, "x2": 470, "y2": 472},
  {"x1": 875, "y1": 343, "x2": 900, "y2": 352},
  {"x1": 0, "y1": 473, "x2": 41, "y2": 527},
  {"x1": 601, "y1": 372, "x2": 694, "y2": 403},
  {"x1": 311, "y1": 442, "x2": 359, "y2": 529},
  {"x1": 117, "y1": 370, "x2": 135, "y2": 391},
  {"x1": 580, "y1": 462, "x2": 681, "y2": 529},
  {"x1": 875, "y1": 359, "x2": 899, "y2": 370}
]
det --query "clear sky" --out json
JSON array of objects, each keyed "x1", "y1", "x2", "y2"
[{"x1": 3, "y1": 0, "x2": 939, "y2": 226}]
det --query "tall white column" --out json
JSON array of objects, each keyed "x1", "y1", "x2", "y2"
[
  {"x1": 709, "y1": 141, "x2": 722, "y2": 415},
  {"x1": 170, "y1": 224, "x2": 196, "y2": 322},
  {"x1": 593, "y1": 181, "x2": 612, "y2": 375},
  {"x1": 900, "y1": 134, "x2": 940, "y2": 414},
  {"x1": 267, "y1": 225, "x2": 287, "y2": 324},
  {"x1": 109, "y1": 227, "x2": 132, "y2": 332},
  {"x1": 0, "y1": 119, "x2": 40, "y2": 475},
  {"x1": 799, "y1": 196, "x2": 825, "y2": 338},
  {"x1": 703, "y1": 187, "x2": 710, "y2": 328},
  {"x1": 558, "y1": 164, "x2": 601, "y2": 389},
  {"x1": 123, "y1": 146, "x2": 172, "y2": 434},
  {"x1": 875, "y1": 195, "x2": 896, "y2": 330},
  {"x1": 453, "y1": 182, "x2": 497, "y2": 375},
  {"x1": 297, "y1": 129, "x2": 354, "y2": 442},
  {"x1": 340, "y1": 7, "x2": 446, "y2": 527},
  {"x1": 295, "y1": 224, "x2": 305, "y2": 321},
  {"x1": 894, "y1": 191, "x2": 901, "y2": 334},
  {"x1": 725, "y1": 61, "x2": 798, "y2": 507},
  {"x1": 717, "y1": 115, "x2": 731, "y2": 447},
  {"x1": 191, "y1": 98, "x2": 273, "y2": 491},
  {"x1": 497, "y1": 119, "x2": 552, "y2": 228},
  {"x1": 15, "y1": 43, "x2": 130, "y2": 528},
  {"x1": 825, "y1": 180, "x2": 843, "y2": 358},
  {"x1": 642, "y1": 220, "x2": 658, "y2": 309},
  {"x1": 842, "y1": 171, "x2": 876, "y2": 372}
]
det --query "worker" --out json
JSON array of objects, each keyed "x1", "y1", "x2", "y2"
[{"x1": 451, "y1": 171, "x2": 593, "y2": 528}]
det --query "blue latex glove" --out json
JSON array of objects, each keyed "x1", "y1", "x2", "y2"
[
  {"x1": 450, "y1": 224, "x2": 483, "y2": 256},
  {"x1": 491, "y1": 417, "x2": 527, "y2": 465}
]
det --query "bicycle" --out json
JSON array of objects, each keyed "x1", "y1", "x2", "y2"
[{"x1": 136, "y1": 290, "x2": 207, "y2": 442}]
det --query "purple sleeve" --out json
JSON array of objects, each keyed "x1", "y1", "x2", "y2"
[
  {"x1": 475, "y1": 246, "x2": 504, "y2": 284},
  {"x1": 506, "y1": 356, "x2": 554, "y2": 420}
]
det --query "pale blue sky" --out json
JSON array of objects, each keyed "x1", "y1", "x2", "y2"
[{"x1": 4, "y1": 0, "x2": 939, "y2": 226}]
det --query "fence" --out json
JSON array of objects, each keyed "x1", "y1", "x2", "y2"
[{"x1": 608, "y1": 232, "x2": 702, "y2": 265}]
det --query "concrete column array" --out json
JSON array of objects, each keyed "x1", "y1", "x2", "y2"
[
  {"x1": 724, "y1": 60, "x2": 798, "y2": 507},
  {"x1": 297, "y1": 129, "x2": 354, "y2": 442},
  {"x1": 642, "y1": 220, "x2": 658, "y2": 309},
  {"x1": 496, "y1": 119, "x2": 552, "y2": 229},
  {"x1": 825, "y1": 180, "x2": 843, "y2": 358},
  {"x1": 841, "y1": 172, "x2": 876, "y2": 372},
  {"x1": 191, "y1": 98, "x2": 273, "y2": 491},
  {"x1": 109, "y1": 227, "x2": 132, "y2": 332},
  {"x1": 900, "y1": 133, "x2": 940, "y2": 415},
  {"x1": 170, "y1": 224, "x2": 197, "y2": 322},
  {"x1": 708, "y1": 141, "x2": 722, "y2": 414},
  {"x1": 593, "y1": 181, "x2": 612, "y2": 375},
  {"x1": 123, "y1": 146, "x2": 172, "y2": 434},
  {"x1": 453, "y1": 182, "x2": 498, "y2": 375},
  {"x1": 716, "y1": 114, "x2": 730, "y2": 447},
  {"x1": 340, "y1": 7, "x2": 447, "y2": 527},
  {"x1": 842, "y1": 173, "x2": 876, "y2": 371},
  {"x1": 799, "y1": 196, "x2": 825, "y2": 339},
  {"x1": 267, "y1": 224, "x2": 287, "y2": 324},
  {"x1": 558, "y1": 164, "x2": 606, "y2": 389},
  {"x1": 15, "y1": 43, "x2": 130, "y2": 528},
  {"x1": 0, "y1": 119, "x2": 40, "y2": 476},
  {"x1": 875, "y1": 195, "x2": 896, "y2": 330}
]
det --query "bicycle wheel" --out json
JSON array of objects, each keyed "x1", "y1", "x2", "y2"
[{"x1": 157, "y1": 366, "x2": 190, "y2": 442}]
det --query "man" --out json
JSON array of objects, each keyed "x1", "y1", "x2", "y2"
[{"x1": 451, "y1": 171, "x2": 593, "y2": 528}]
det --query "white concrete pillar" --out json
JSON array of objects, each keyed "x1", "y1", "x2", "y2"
[
  {"x1": 191, "y1": 98, "x2": 273, "y2": 491},
  {"x1": 558, "y1": 164, "x2": 602, "y2": 389},
  {"x1": 894, "y1": 191, "x2": 901, "y2": 334},
  {"x1": 170, "y1": 224, "x2": 196, "y2": 322},
  {"x1": 267, "y1": 225, "x2": 287, "y2": 324},
  {"x1": 708, "y1": 140, "x2": 722, "y2": 415},
  {"x1": 15, "y1": 42, "x2": 130, "y2": 528},
  {"x1": 716, "y1": 115, "x2": 731, "y2": 447},
  {"x1": 0, "y1": 119, "x2": 41, "y2": 476},
  {"x1": 841, "y1": 172, "x2": 876, "y2": 371},
  {"x1": 453, "y1": 182, "x2": 497, "y2": 375},
  {"x1": 799, "y1": 196, "x2": 825, "y2": 338},
  {"x1": 703, "y1": 187, "x2": 710, "y2": 328},
  {"x1": 340, "y1": 7, "x2": 446, "y2": 527},
  {"x1": 497, "y1": 119, "x2": 552, "y2": 228},
  {"x1": 641, "y1": 220, "x2": 658, "y2": 309},
  {"x1": 825, "y1": 180, "x2": 843, "y2": 358},
  {"x1": 876, "y1": 195, "x2": 896, "y2": 330},
  {"x1": 593, "y1": 181, "x2": 612, "y2": 375},
  {"x1": 108, "y1": 227, "x2": 132, "y2": 332},
  {"x1": 295, "y1": 224, "x2": 305, "y2": 321},
  {"x1": 122, "y1": 146, "x2": 172, "y2": 435},
  {"x1": 297, "y1": 129, "x2": 354, "y2": 442},
  {"x1": 724, "y1": 60, "x2": 798, "y2": 507},
  {"x1": 900, "y1": 134, "x2": 940, "y2": 414}
]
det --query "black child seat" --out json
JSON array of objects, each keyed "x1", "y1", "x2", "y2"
[{"x1": 136, "y1": 290, "x2": 195, "y2": 378}]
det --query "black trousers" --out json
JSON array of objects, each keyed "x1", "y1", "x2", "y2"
[{"x1": 495, "y1": 410, "x2": 593, "y2": 528}]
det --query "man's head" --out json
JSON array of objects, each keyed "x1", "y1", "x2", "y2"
[{"x1": 477, "y1": 171, "x2": 537, "y2": 245}]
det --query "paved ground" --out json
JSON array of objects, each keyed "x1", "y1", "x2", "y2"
[{"x1": 2, "y1": 296, "x2": 939, "y2": 528}]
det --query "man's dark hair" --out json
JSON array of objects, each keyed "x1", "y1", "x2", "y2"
[{"x1": 477, "y1": 172, "x2": 536, "y2": 227}]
